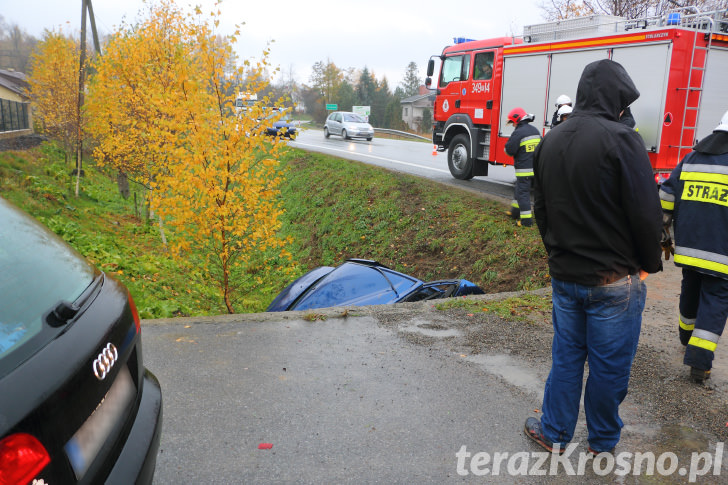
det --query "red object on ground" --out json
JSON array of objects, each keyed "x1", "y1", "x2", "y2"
[{"x1": 258, "y1": 443, "x2": 273, "y2": 450}]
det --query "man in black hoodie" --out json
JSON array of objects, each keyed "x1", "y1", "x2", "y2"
[{"x1": 524, "y1": 59, "x2": 663, "y2": 455}]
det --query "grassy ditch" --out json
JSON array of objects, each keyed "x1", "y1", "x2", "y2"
[{"x1": 0, "y1": 142, "x2": 549, "y2": 318}]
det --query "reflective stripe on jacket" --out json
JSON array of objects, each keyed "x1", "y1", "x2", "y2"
[
  {"x1": 660, "y1": 139, "x2": 728, "y2": 279},
  {"x1": 505, "y1": 122, "x2": 541, "y2": 175}
]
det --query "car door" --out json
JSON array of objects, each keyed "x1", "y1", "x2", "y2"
[{"x1": 333, "y1": 112, "x2": 343, "y2": 135}]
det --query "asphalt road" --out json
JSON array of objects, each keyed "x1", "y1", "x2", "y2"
[
  {"x1": 143, "y1": 313, "x2": 537, "y2": 484},
  {"x1": 143, "y1": 284, "x2": 728, "y2": 484},
  {"x1": 289, "y1": 128, "x2": 515, "y2": 201}
]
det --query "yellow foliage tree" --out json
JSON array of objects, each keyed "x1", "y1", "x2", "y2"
[
  {"x1": 26, "y1": 30, "x2": 82, "y2": 165},
  {"x1": 86, "y1": 0, "x2": 293, "y2": 313}
]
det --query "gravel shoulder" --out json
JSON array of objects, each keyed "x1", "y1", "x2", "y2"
[{"x1": 366, "y1": 260, "x2": 728, "y2": 466}]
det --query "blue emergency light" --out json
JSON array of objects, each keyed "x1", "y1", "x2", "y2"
[{"x1": 453, "y1": 37, "x2": 476, "y2": 44}]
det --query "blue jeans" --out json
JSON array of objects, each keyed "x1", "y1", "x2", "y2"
[{"x1": 541, "y1": 275, "x2": 646, "y2": 452}]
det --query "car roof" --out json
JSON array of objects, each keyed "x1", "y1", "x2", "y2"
[{"x1": 278, "y1": 260, "x2": 422, "y2": 311}]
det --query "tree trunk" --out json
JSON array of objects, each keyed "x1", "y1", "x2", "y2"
[
  {"x1": 117, "y1": 170, "x2": 130, "y2": 199},
  {"x1": 157, "y1": 214, "x2": 168, "y2": 250}
]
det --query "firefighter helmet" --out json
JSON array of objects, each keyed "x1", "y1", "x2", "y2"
[
  {"x1": 716, "y1": 110, "x2": 728, "y2": 133},
  {"x1": 507, "y1": 107, "x2": 527, "y2": 125},
  {"x1": 557, "y1": 105, "x2": 573, "y2": 121},
  {"x1": 555, "y1": 94, "x2": 572, "y2": 107}
]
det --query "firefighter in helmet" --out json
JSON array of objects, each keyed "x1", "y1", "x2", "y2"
[
  {"x1": 557, "y1": 104, "x2": 573, "y2": 123},
  {"x1": 551, "y1": 94, "x2": 572, "y2": 127},
  {"x1": 505, "y1": 107, "x2": 541, "y2": 227},
  {"x1": 659, "y1": 109, "x2": 728, "y2": 383}
]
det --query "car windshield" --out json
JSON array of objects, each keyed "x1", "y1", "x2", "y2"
[
  {"x1": 0, "y1": 199, "x2": 95, "y2": 361},
  {"x1": 343, "y1": 113, "x2": 365, "y2": 123}
]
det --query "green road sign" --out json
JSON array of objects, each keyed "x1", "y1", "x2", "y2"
[{"x1": 326, "y1": 104, "x2": 338, "y2": 110}]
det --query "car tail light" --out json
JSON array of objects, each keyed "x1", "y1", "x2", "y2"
[
  {"x1": 128, "y1": 293, "x2": 141, "y2": 334},
  {"x1": 0, "y1": 433, "x2": 50, "y2": 485}
]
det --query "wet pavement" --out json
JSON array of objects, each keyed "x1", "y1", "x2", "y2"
[{"x1": 143, "y1": 264, "x2": 728, "y2": 483}]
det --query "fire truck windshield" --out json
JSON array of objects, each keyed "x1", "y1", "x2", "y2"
[{"x1": 440, "y1": 55, "x2": 470, "y2": 87}]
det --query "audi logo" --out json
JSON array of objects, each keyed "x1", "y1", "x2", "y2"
[{"x1": 92, "y1": 343, "x2": 118, "y2": 381}]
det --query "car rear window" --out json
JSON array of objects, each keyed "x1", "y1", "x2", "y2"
[
  {"x1": 0, "y1": 199, "x2": 95, "y2": 361},
  {"x1": 293, "y1": 263, "x2": 418, "y2": 310}
]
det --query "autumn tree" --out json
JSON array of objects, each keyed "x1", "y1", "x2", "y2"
[
  {"x1": 26, "y1": 30, "x2": 82, "y2": 165},
  {"x1": 86, "y1": 0, "x2": 292, "y2": 313},
  {"x1": 310, "y1": 59, "x2": 344, "y2": 107}
]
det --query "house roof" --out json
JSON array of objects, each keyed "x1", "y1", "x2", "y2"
[
  {"x1": 400, "y1": 93, "x2": 436, "y2": 105},
  {"x1": 0, "y1": 69, "x2": 29, "y2": 99}
]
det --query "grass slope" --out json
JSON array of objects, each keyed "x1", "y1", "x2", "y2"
[{"x1": 0, "y1": 142, "x2": 549, "y2": 318}]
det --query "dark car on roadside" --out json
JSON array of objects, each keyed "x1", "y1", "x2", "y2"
[
  {"x1": 266, "y1": 259, "x2": 484, "y2": 312},
  {"x1": 0, "y1": 197, "x2": 162, "y2": 484},
  {"x1": 264, "y1": 109, "x2": 297, "y2": 139}
]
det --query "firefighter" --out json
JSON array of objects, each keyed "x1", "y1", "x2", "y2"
[
  {"x1": 505, "y1": 107, "x2": 541, "y2": 227},
  {"x1": 557, "y1": 104, "x2": 572, "y2": 123},
  {"x1": 659, "y1": 109, "x2": 728, "y2": 383},
  {"x1": 551, "y1": 94, "x2": 572, "y2": 127}
]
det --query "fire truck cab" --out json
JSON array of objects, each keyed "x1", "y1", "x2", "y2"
[{"x1": 426, "y1": 8, "x2": 728, "y2": 181}]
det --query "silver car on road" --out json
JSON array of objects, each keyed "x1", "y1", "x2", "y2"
[{"x1": 324, "y1": 111, "x2": 374, "y2": 141}]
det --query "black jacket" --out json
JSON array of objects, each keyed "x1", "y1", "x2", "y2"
[
  {"x1": 659, "y1": 131, "x2": 728, "y2": 279},
  {"x1": 533, "y1": 59, "x2": 663, "y2": 286},
  {"x1": 505, "y1": 119, "x2": 541, "y2": 177}
]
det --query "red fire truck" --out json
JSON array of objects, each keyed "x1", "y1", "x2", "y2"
[{"x1": 425, "y1": 7, "x2": 728, "y2": 181}]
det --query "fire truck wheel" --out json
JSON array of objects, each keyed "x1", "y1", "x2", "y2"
[
  {"x1": 448, "y1": 134, "x2": 474, "y2": 180},
  {"x1": 324, "y1": 127, "x2": 330, "y2": 138}
]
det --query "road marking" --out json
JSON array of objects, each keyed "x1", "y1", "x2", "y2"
[{"x1": 291, "y1": 141, "x2": 452, "y2": 175}]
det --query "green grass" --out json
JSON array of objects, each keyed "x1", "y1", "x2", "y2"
[
  {"x1": 0, "y1": 142, "x2": 549, "y2": 318},
  {"x1": 435, "y1": 293, "x2": 552, "y2": 324}
]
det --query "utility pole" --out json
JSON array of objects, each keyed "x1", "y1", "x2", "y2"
[
  {"x1": 75, "y1": 0, "x2": 87, "y2": 197},
  {"x1": 75, "y1": 0, "x2": 101, "y2": 197}
]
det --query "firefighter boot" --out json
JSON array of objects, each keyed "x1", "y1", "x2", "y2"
[
  {"x1": 690, "y1": 367, "x2": 711, "y2": 383},
  {"x1": 506, "y1": 202, "x2": 520, "y2": 220},
  {"x1": 519, "y1": 218, "x2": 533, "y2": 227}
]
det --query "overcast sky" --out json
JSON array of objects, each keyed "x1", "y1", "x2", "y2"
[{"x1": 3, "y1": 0, "x2": 546, "y2": 88}]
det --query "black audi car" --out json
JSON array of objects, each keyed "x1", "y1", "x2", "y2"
[{"x1": 0, "y1": 197, "x2": 162, "y2": 484}]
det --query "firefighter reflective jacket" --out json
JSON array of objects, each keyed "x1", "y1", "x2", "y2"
[
  {"x1": 505, "y1": 120, "x2": 540, "y2": 178},
  {"x1": 660, "y1": 131, "x2": 728, "y2": 279}
]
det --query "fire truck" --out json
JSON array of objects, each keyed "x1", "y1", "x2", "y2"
[{"x1": 425, "y1": 7, "x2": 728, "y2": 181}]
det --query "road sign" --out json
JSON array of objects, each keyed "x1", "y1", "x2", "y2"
[
  {"x1": 326, "y1": 104, "x2": 338, "y2": 110},
  {"x1": 353, "y1": 106, "x2": 370, "y2": 122}
]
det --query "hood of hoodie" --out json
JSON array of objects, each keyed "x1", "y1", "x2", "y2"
[{"x1": 573, "y1": 59, "x2": 640, "y2": 122}]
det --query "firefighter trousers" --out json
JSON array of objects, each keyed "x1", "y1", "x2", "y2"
[
  {"x1": 679, "y1": 268, "x2": 728, "y2": 371},
  {"x1": 513, "y1": 176, "x2": 532, "y2": 222}
]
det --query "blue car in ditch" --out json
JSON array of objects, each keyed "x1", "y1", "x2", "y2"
[{"x1": 267, "y1": 259, "x2": 484, "y2": 312}]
